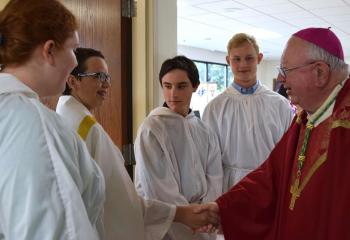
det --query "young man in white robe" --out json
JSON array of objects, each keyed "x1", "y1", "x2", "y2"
[
  {"x1": 134, "y1": 55, "x2": 223, "y2": 240},
  {"x1": 56, "y1": 48, "x2": 216, "y2": 240},
  {"x1": 202, "y1": 33, "x2": 294, "y2": 192}
]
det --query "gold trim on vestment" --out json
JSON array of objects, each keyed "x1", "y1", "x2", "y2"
[
  {"x1": 78, "y1": 115, "x2": 97, "y2": 140},
  {"x1": 331, "y1": 120, "x2": 350, "y2": 129},
  {"x1": 298, "y1": 153, "x2": 327, "y2": 192},
  {"x1": 296, "y1": 113, "x2": 303, "y2": 124}
]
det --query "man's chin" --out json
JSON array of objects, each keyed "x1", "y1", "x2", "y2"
[
  {"x1": 290, "y1": 98, "x2": 298, "y2": 106},
  {"x1": 169, "y1": 106, "x2": 182, "y2": 114},
  {"x1": 235, "y1": 78, "x2": 256, "y2": 85}
]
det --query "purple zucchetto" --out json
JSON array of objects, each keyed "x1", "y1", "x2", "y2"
[{"x1": 293, "y1": 27, "x2": 344, "y2": 61}]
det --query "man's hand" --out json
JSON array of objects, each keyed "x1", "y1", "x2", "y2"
[
  {"x1": 174, "y1": 202, "x2": 220, "y2": 232},
  {"x1": 193, "y1": 202, "x2": 221, "y2": 233}
]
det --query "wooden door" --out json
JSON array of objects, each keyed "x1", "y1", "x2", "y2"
[{"x1": 44, "y1": 0, "x2": 132, "y2": 151}]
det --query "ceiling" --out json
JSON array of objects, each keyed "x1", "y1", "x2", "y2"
[{"x1": 177, "y1": 0, "x2": 350, "y2": 60}]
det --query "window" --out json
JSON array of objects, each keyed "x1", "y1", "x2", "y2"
[
  {"x1": 227, "y1": 67, "x2": 233, "y2": 87},
  {"x1": 191, "y1": 60, "x2": 232, "y2": 117},
  {"x1": 195, "y1": 61, "x2": 207, "y2": 83},
  {"x1": 208, "y1": 63, "x2": 226, "y2": 92}
]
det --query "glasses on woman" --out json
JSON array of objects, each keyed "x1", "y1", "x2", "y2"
[{"x1": 77, "y1": 72, "x2": 111, "y2": 84}]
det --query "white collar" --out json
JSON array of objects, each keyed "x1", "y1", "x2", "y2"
[
  {"x1": 308, "y1": 78, "x2": 348, "y2": 126},
  {"x1": 0, "y1": 73, "x2": 38, "y2": 99}
]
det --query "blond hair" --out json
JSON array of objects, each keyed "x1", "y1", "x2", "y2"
[{"x1": 227, "y1": 33, "x2": 260, "y2": 54}]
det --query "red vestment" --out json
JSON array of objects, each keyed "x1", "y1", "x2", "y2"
[{"x1": 217, "y1": 78, "x2": 350, "y2": 240}]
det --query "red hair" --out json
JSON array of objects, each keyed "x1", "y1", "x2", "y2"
[{"x1": 0, "y1": 0, "x2": 77, "y2": 66}]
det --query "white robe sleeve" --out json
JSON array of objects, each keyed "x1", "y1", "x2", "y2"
[
  {"x1": 0, "y1": 103, "x2": 103, "y2": 240},
  {"x1": 135, "y1": 128, "x2": 189, "y2": 205},
  {"x1": 139, "y1": 197, "x2": 176, "y2": 240},
  {"x1": 202, "y1": 104, "x2": 221, "y2": 151},
  {"x1": 86, "y1": 123, "x2": 176, "y2": 240},
  {"x1": 75, "y1": 137, "x2": 106, "y2": 239},
  {"x1": 202, "y1": 131, "x2": 223, "y2": 202},
  {"x1": 85, "y1": 124, "x2": 146, "y2": 240}
]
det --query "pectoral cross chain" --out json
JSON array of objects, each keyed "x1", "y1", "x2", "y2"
[{"x1": 289, "y1": 177, "x2": 301, "y2": 210}]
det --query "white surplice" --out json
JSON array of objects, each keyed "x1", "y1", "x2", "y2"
[
  {"x1": 56, "y1": 96, "x2": 175, "y2": 240},
  {"x1": 134, "y1": 106, "x2": 223, "y2": 240},
  {"x1": 203, "y1": 84, "x2": 294, "y2": 192},
  {"x1": 0, "y1": 74, "x2": 105, "y2": 240}
]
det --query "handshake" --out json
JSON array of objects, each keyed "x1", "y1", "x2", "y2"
[{"x1": 174, "y1": 202, "x2": 222, "y2": 234}]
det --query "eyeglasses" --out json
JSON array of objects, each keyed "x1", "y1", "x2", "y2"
[
  {"x1": 77, "y1": 72, "x2": 111, "y2": 84},
  {"x1": 277, "y1": 61, "x2": 316, "y2": 78}
]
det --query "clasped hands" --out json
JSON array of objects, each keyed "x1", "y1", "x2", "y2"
[{"x1": 175, "y1": 202, "x2": 222, "y2": 234}]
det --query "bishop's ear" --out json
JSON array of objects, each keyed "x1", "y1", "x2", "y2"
[{"x1": 314, "y1": 61, "x2": 330, "y2": 87}]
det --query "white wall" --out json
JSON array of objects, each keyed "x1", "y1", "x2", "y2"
[
  {"x1": 178, "y1": 44, "x2": 281, "y2": 90},
  {"x1": 178, "y1": 45, "x2": 227, "y2": 64},
  {"x1": 154, "y1": 0, "x2": 178, "y2": 105},
  {"x1": 258, "y1": 60, "x2": 280, "y2": 90}
]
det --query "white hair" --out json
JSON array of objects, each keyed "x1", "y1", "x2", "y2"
[{"x1": 307, "y1": 43, "x2": 349, "y2": 77}]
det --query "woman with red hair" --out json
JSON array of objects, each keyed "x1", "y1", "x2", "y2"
[{"x1": 0, "y1": 1, "x2": 104, "y2": 239}]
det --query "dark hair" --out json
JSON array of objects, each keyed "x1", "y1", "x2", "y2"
[
  {"x1": 159, "y1": 55, "x2": 199, "y2": 88},
  {"x1": 63, "y1": 47, "x2": 105, "y2": 95},
  {"x1": 0, "y1": 0, "x2": 77, "y2": 67}
]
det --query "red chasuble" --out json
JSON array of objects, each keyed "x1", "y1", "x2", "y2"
[{"x1": 216, "y1": 78, "x2": 350, "y2": 240}]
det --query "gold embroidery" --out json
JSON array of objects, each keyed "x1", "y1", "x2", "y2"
[
  {"x1": 289, "y1": 86, "x2": 350, "y2": 210},
  {"x1": 289, "y1": 177, "x2": 300, "y2": 210},
  {"x1": 331, "y1": 120, "x2": 350, "y2": 129}
]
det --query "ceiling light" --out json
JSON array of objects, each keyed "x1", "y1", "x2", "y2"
[
  {"x1": 225, "y1": 7, "x2": 243, "y2": 12},
  {"x1": 247, "y1": 28, "x2": 282, "y2": 39}
]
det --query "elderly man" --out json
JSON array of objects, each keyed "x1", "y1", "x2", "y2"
[{"x1": 196, "y1": 27, "x2": 350, "y2": 240}]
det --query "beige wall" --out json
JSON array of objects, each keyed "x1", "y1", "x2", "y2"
[
  {"x1": 132, "y1": 0, "x2": 177, "y2": 139},
  {"x1": 132, "y1": 0, "x2": 149, "y2": 140},
  {"x1": 0, "y1": 0, "x2": 9, "y2": 9}
]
